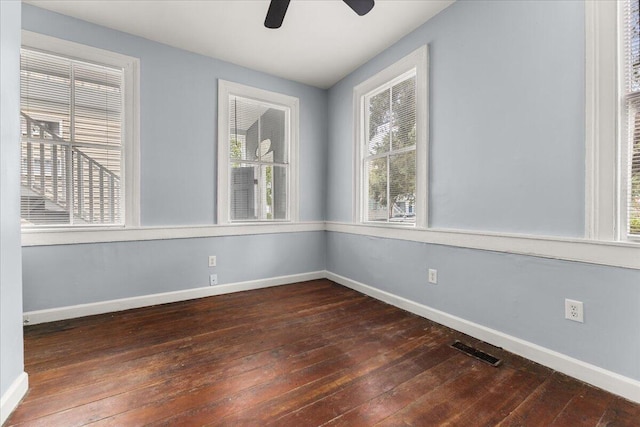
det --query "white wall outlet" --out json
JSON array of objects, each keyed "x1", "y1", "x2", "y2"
[
  {"x1": 209, "y1": 274, "x2": 218, "y2": 286},
  {"x1": 428, "y1": 269, "x2": 438, "y2": 284},
  {"x1": 565, "y1": 299, "x2": 584, "y2": 323},
  {"x1": 208, "y1": 255, "x2": 217, "y2": 267}
]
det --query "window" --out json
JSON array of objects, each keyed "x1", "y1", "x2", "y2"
[
  {"x1": 354, "y1": 46, "x2": 428, "y2": 227},
  {"x1": 217, "y1": 80, "x2": 299, "y2": 223},
  {"x1": 622, "y1": 0, "x2": 640, "y2": 238},
  {"x1": 20, "y1": 32, "x2": 139, "y2": 229}
]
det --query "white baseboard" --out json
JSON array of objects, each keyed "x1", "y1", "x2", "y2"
[
  {"x1": 23, "y1": 271, "x2": 325, "y2": 325},
  {"x1": 1, "y1": 372, "x2": 28, "y2": 425},
  {"x1": 326, "y1": 271, "x2": 640, "y2": 404}
]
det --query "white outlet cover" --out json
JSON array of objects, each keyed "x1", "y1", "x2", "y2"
[
  {"x1": 209, "y1": 274, "x2": 218, "y2": 286},
  {"x1": 208, "y1": 255, "x2": 217, "y2": 267},
  {"x1": 565, "y1": 299, "x2": 584, "y2": 323},
  {"x1": 428, "y1": 269, "x2": 437, "y2": 284}
]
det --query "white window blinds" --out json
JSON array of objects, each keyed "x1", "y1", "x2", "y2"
[
  {"x1": 20, "y1": 48, "x2": 124, "y2": 227},
  {"x1": 363, "y1": 70, "x2": 417, "y2": 224},
  {"x1": 623, "y1": 0, "x2": 640, "y2": 237},
  {"x1": 228, "y1": 95, "x2": 289, "y2": 221}
]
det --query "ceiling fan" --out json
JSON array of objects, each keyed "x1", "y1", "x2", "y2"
[{"x1": 265, "y1": 0, "x2": 375, "y2": 29}]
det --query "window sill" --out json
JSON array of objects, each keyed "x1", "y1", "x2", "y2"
[
  {"x1": 326, "y1": 222, "x2": 640, "y2": 270},
  {"x1": 21, "y1": 222, "x2": 324, "y2": 247},
  {"x1": 21, "y1": 221, "x2": 639, "y2": 270}
]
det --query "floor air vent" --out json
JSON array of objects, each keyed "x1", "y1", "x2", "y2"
[{"x1": 451, "y1": 340, "x2": 502, "y2": 367}]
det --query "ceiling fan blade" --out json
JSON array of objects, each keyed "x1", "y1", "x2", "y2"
[
  {"x1": 265, "y1": 0, "x2": 291, "y2": 29},
  {"x1": 343, "y1": 0, "x2": 375, "y2": 16}
]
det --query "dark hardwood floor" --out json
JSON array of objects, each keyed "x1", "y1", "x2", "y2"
[{"x1": 6, "y1": 279, "x2": 640, "y2": 426}]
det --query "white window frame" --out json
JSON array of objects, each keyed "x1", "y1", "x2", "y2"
[
  {"x1": 217, "y1": 80, "x2": 299, "y2": 224},
  {"x1": 353, "y1": 45, "x2": 428, "y2": 228},
  {"x1": 20, "y1": 31, "x2": 140, "y2": 230},
  {"x1": 586, "y1": 1, "x2": 639, "y2": 242}
]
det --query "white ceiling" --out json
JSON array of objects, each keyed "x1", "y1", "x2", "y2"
[{"x1": 25, "y1": 0, "x2": 454, "y2": 89}]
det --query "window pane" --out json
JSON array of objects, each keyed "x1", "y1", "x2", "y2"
[
  {"x1": 74, "y1": 62, "x2": 122, "y2": 146},
  {"x1": 230, "y1": 163, "x2": 257, "y2": 220},
  {"x1": 259, "y1": 165, "x2": 288, "y2": 220},
  {"x1": 630, "y1": 0, "x2": 640, "y2": 92},
  {"x1": 630, "y1": 110, "x2": 640, "y2": 235},
  {"x1": 229, "y1": 163, "x2": 288, "y2": 221},
  {"x1": 367, "y1": 157, "x2": 388, "y2": 221},
  {"x1": 20, "y1": 50, "x2": 71, "y2": 139},
  {"x1": 20, "y1": 140, "x2": 70, "y2": 226},
  {"x1": 368, "y1": 88, "x2": 391, "y2": 155},
  {"x1": 260, "y1": 109, "x2": 287, "y2": 164},
  {"x1": 230, "y1": 97, "x2": 287, "y2": 164},
  {"x1": 627, "y1": 0, "x2": 640, "y2": 236},
  {"x1": 392, "y1": 76, "x2": 416, "y2": 150},
  {"x1": 389, "y1": 150, "x2": 416, "y2": 223},
  {"x1": 73, "y1": 148, "x2": 122, "y2": 224}
]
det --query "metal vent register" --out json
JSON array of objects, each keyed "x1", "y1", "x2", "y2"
[{"x1": 451, "y1": 341, "x2": 502, "y2": 367}]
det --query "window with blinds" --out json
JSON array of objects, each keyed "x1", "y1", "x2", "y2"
[
  {"x1": 20, "y1": 48, "x2": 124, "y2": 227},
  {"x1": 363, "y1": 70, "x2": 417, "y2": 224},
  {"x1": 228, "y1": 95, "x2": 289, "y2": 221},
  {"x1": 623, "y1": 0, "x2": 640, "y2": 238}
]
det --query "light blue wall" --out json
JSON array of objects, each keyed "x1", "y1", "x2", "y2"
[
  {"x1": 326, "y1": 0, "x2": 640, "y2": 382},
  {"x1": 1, "y1": 0, "x2": 25, "y2": 400},
  {"x1": 22, "y1": 232, "x2": 325, "y2": 312},
  {"x1": 328, "y1": 0, "x2": 584, "y2": 237},
  {"x1": 20, "y1": 4, "x2": 328, "y2": 311},
  {"x1": 22, "y1": 3, "x2": 327, "y2": 226}
]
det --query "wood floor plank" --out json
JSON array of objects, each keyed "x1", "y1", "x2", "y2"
[
  {"x1": 550, "y1": 386, "x2": 615, "y2": 426},
  {"x1": 126, "y1": 322, "x2": 438, "y2": 425},
  {"x1": 597, "y1": 396, "x2": 640, "y2": 426},
  {"x1": 268, "y1": 339, "x2": 458, "y2": 426},
  {"x1": 495, "y1": 372, "x2": 588, "y2": 427},
  {"x1": 322, "y1": 353, "x2": 477, "y2": 426},
  {"x1": 440, "y1": 367, "x2": 549, "y2": 426},
  {"x1": 374, "y1": 359, "x2": 514, "y2": 426},
  {"x1": 6, "y1": 280, "x2": 639, "y2": 427}
]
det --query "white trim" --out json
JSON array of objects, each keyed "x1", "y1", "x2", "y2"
[
  {"x1": 23, "y1": 271, "x2": 325, "y2": 325},
  {"x1": 0, "y1": 372, "x2": 28, "y2": 425},
  {"x1": 20, "y1": 31, "x2": 141, "y2": 228},
  {"x1": 22, "y1": 220, "x2": 639, "y2": 270},
  {"x1": 124, "y1": 52, "x2": 141, "y2": 227},
  {"x1": 326, "y1": 222, "x2": 640, "y2": 270},
  {"x1": 353, "y1": 46, "x2": 428, "y2": 227},
  {"x1": 584, "y1": 0, "x2": 618, "y2": 241},
  {"x1": 326, "y1": 271, "x2": 640, "y2": 403},
  {"x1": 217, "y1": 80, "x2": 299, "y2": 224},
  {"x1": 22, "y1": 221, "x2": 640, "y2": 270},
  {"x1": 21, "y1": 221, "x2": 324, "y2": 246}
]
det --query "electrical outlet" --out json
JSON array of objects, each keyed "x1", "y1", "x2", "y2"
[
  {"x1": 428, "y1": 269, "x2": 438, "y2": 284},
  {"x1": 565, "y1": 299, "x2": 584, "y2": 323},
  {"x1": 209, "y1": 274, "x2": 218, "y2": 286},
  {"x1": 208, "y1": 255, "x2": 217, "y2": 267}
]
